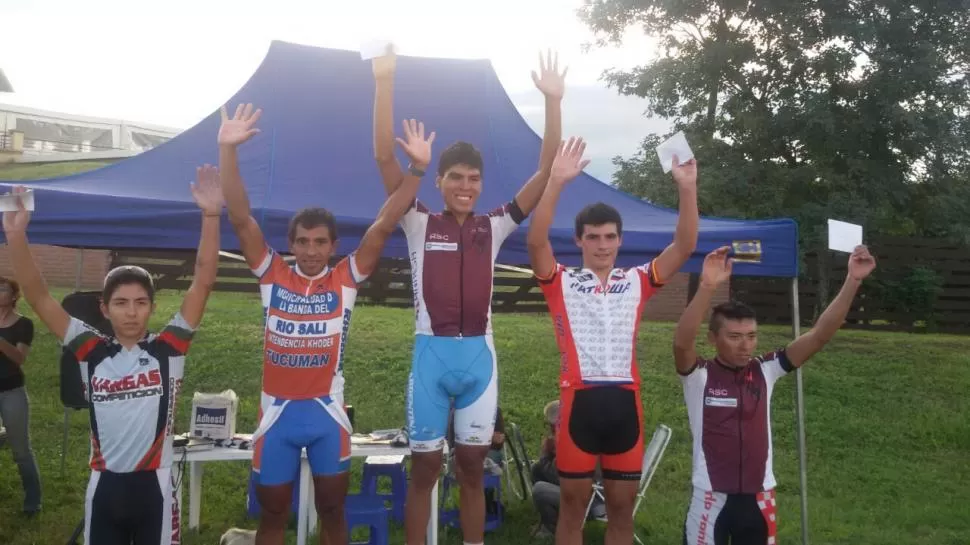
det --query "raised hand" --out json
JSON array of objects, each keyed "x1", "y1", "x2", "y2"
[
  {"x1": 700, "y1": 246, "x2": 733, "y2": 287},
  {"x1": 671, "y1": 154, "x2": 698, "y2": 190},
  {"x1": 531, "y1": 49, "x2": 567, "y2": 100},
  {"x1": 218, "y1": 103, "x2": 262, "y2": 147},
  {"x1": 372, "y1": 45, "x2": 397, "y2": 79},
  {"x1": 395, "y1": 119, "x2": 436, "y2": 170},
  {"x1": 190, "y1": 164, "x2": 225, "y2": 215},
  {"x1": 550, "y1": 137, "x2": 590, "y2": 184},
  {"x1": 2, "y1": 186, "x2": 31, "y2": 233},
  {"x1": 847, "y1": 245, "x2": 876, "y2": 281}
]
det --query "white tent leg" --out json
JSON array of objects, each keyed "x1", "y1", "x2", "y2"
[{"x1": 792, "y1": 277, "x2": 809, "y2": 545}]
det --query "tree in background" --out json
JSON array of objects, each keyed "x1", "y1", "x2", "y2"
[{"x1": 579, "y1": 0, "x2": 970, "y2": 309}]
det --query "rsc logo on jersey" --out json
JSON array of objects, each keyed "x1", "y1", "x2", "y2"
[{"x1": 270, "y1": 286, "x2": 340, "y2": 315}]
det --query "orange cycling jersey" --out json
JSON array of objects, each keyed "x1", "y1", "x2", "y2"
[{"x1": 252, "y1": 246, "x2": 365, "y2": 399}]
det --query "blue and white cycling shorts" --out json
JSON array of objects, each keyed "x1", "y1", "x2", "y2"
[
  {"x1": 251, "y1": 393, "x2": 352, "y2": 486},
  {"x1": 406, "y1": 334, "x2": 498, "y2": 452}
]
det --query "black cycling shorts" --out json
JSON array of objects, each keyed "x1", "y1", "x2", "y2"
[
  {"x1": 557, "y1": 385, "x2": 644, "y2": 480},
  {"x1": 84, "y1": 468, "x2": 176, "y2": 545},
  {"x1": 683, "y1": 487, "x2": 777, "y2": 545}
]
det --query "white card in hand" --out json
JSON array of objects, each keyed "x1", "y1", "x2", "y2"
[
  {"x1": 655, "y1": 131, "x2": 694, "y2": 173},
  {"x1": 0, "y1": 189, "x2": 35, "y2": 212},
  {"x1": 827, "y1": 219, "x2": 862, "y2": 253},
  {"x1": 360, "y1": 40, "x2": 397, "y2": 61}
]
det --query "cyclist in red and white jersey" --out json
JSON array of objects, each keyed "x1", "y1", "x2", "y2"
[
  {"x1": 1, "y1": 167, "x2": 223, "y2": 545},
  {"x1": 673, "y1": 245, "x2": 876, "y2": 545},
  {"x1": 372, "y1": 50, "x2": 566, "y2": 545},
  {"x1": 528, "y1": 138, "x2": 699, "y2": 545},
  {"x1": 218, "y1": 103, "x2": 435, "y2": 545}
]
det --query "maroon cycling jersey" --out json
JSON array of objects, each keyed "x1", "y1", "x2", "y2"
[
  {"x1": 400, "y1": 198, "x2": 524, "y2": 337},
  {"x1": 679, "y1": 350, "x2": 794, "y2": 494}
]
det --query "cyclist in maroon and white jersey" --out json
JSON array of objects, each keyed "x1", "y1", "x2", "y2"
[
  {"x1": 673, "y1": 245, "x2": 876, "y2": 545},
  {"x1": 373, "y1": 49, "x2": 566, "y2": 545}
]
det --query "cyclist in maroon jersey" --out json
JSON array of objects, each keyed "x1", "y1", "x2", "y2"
[{"x1": 673, "y1": 245, "x2": 876, "y2": 545}]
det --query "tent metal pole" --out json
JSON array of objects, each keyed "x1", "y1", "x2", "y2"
[{"x1": 792, "y1": 277, "x2": 809, "y2": 545}]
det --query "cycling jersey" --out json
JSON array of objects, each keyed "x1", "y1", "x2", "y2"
[
  {"x1": 400, "y1": 198, "x2": 524, "y2": 452},
  {"x1": 679, "y1": 351, "x2": 794, "y2": 494},
  {"x1": 684, "y1": 487, "x2": 777, "y2": 545},
  {"x1": 400, "y1": 198, "x2": 524, "y2": 337},
  {"x1": 538, "y1": 261, "x2": 664, "y2": 479},
  {"x1": 252, "y1": 246, "x2": 365, "y2": 400},
  {"x1": 63, "y1": 313, "x2": 193, "y2": 473},
  {"x1": 537, "y1": 261, "x2": 664, "y2": 388},
  {"x1": 250, "y1": 246, "x2": 363, "y2": 481}
]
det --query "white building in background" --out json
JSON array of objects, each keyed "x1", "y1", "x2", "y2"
[{"x1": 0, "y1": 103, "x2": 181, "y2": 162}]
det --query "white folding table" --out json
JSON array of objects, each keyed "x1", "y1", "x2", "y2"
[{"x1": 173, "y1": 443, "x2": 440, "y2": 545}]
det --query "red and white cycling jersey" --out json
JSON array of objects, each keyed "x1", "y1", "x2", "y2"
[{"x1": 537, "y1": 261, "x2": 664, "y2": 388}]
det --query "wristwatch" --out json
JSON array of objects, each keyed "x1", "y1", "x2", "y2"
[{"x1": 408, "y1": 164, "x2": 426, "y2": 177}]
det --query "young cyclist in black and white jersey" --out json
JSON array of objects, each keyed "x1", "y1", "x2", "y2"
[{"x1": 1, "y1": 166, "x2": 224, "y2": 545}]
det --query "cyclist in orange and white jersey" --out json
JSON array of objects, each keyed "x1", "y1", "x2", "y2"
[
  {"x1": 528, "y1": 138, "x2": 699, "y2": 545},
  {"x1": 218, "y1": 103, "x2": 436, "y2": 545}
]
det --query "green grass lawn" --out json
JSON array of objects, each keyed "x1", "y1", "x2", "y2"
[
  {"x1": 0, "y1": 161, "x2": 111, "y2": 181},
  {"x1": 1, "y1": 290, "x2": 968, "y2": 544}
]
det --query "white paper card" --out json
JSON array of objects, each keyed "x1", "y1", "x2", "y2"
[
  {"x1": 827, "y1": 219, "x2": 862, "y2": 253},
  {"x1": 0, "y1": 189, "x2": 35, "y2": 212},
  {"x1": 655, "y1": 131, "x2": 694, "y2": 173},
  {"x1": 360, "y1": 40, "x2": 397, "y2": 61}
]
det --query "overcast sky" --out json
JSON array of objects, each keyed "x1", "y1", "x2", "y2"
[{"x1": 0, "y1": 0, "x2": 670, "y2": 181}]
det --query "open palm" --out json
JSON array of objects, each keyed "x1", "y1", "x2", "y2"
[
  {"x1": 190, "y1": 164, "x2": 225, "y2": 215},
  {"x1": 532, "y1": 49, "x2": 567, "y2": 99},
  {"x1": 550, "y1": 137, "x2": 590, "y2": 183},
  {"x1": 2, "y1": 186, "x2": 31, "y2": 233},
  {"x1": 218, "y1": 103, "x2": 262, "y2": 147},
  {"x1": 395, "y1": 119, "x2": 436, "y2": 169},
  {"x1": 701, "y1": 246, "x2": 733, "y2": 286}
]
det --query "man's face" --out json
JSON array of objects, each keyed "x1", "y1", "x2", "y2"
[
  {"x1": 437, "y1": 164, "x2": 482, "y2": 216},
  {"x1": 101, "y1": 283, "x2": 154, "y2": 340},
  {"x1": 576, "y1": 223, "x2": 621, "y2": 271},
  {"x1": 708, "y1": 318, "x2": 759, "y2": 367},
  {"x1": 289, "y1": 224, "x2": 335, "y2": 277}
]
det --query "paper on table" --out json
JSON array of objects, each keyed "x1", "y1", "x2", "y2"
[
  {"x1": 0, "y1": 189, "x2": 35, "y2": 212},
  {"x1": 827, "y1": 219, "x2": 862, "y2": 253},
  {"x1": 360, "y1": 40, "x2": 397, "y2": 61},
  {"x1": 655, "y1": 131, "x2": 694, "y2": 173}
]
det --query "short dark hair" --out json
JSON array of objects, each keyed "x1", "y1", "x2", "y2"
[
  {"x1": 709, "y1": 301, "x2": 758, "y2": 332},
  {"x1": 0, "y1": 276, "x2": 21, "y2": 304},
  {"x1": 575, "y1": 202, "x2": 623, "y2": 238},
  {"x1": 103, "y1": 266, "x2": 155, "y2": 303},
  {"x1": 437, "y1": 141, "x2": 484, "y2": 177},
  {"x1": 288, "y1": 208, "x2": 338, "y2": 243}
]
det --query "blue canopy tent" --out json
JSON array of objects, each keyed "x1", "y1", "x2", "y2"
[{"x1": 0, "y1": 40, "x2": 811, "y2": 541}]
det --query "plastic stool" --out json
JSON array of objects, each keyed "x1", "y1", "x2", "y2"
[
  {"x1": 361, "y1": 455, "x2": 408, "y2": 522},
  {"x1": 439, "y1": 472, "x2": 504, "y2": 531},
  {"x1": 345, "y1": 494, "x2": 389, "y2": 545}
]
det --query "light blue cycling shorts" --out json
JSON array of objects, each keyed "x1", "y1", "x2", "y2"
[{"x1": 406, "y1": 334, "x2": 498, "y2": 452}]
